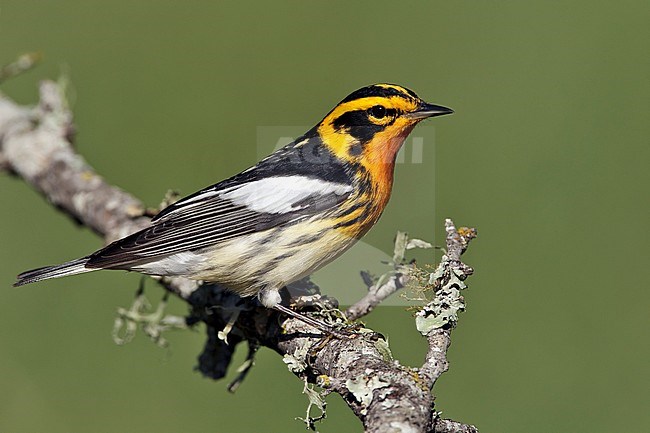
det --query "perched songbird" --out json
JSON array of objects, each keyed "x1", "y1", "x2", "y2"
[{"x1": 14, "y1": 84, "x2": 452, "y2": 327}]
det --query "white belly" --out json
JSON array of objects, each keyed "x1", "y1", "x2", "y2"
[{"x1": 186, "y1": 218, "x2": 359, "y2": 296}]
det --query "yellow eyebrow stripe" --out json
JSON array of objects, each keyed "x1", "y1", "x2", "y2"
[{"x1": 323, "y1": 96, "x2": 418, "y2": 124}]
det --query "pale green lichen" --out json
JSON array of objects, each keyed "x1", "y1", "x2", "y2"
[
  {"x1": 112, "y1": 284, "x2": 187, "y2": 348},
  {"x1": 282, "y1": 343, "x2": 310, "y2": 373},
  {"x1": 346, "y1": 375, "x2": 391, "y2": 415},
  {"x1": 413, "y1": 255, "x2": 469, "y2": 335},
  {"x1": 415, "y1": 285, "x2": 464, "y2": 334},
  {"x1": 374, "y1": 337, "x2": 394, "y2": 362},
  {"x1": 297, "y1": 380, "x2": 327, "y2": 431}
]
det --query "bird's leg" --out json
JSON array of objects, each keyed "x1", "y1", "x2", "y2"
[
  {"x1": 259, "y1": 287, "x2": 348, "y2": 337},
  {"x1": 272, "y1": 304, "x2": 340, "y2": 335}
]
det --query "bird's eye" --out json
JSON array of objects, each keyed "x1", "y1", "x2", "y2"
[{"x1": 369, "y1": 105, "x2": 386, "y2": 119}]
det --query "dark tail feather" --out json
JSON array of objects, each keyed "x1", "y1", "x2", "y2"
[{"x1": 14, "y1": 257, "x2": 94, "y2": 287}]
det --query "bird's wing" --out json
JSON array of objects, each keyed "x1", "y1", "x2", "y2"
[{"x1": 87, "y1": 175, "x2": 353, "y2": 269}]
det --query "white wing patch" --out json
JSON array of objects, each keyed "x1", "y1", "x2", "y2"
[{"x1": 219, "y1": 176, "x2": 352, "y2": 214}]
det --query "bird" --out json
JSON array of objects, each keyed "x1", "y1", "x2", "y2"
[{"x1": 14, "y1": 83, "x2": 453, "y2": 330}]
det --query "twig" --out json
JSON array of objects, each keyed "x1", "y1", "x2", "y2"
[
  {"x1": 0, "y1": 52, "x2": 41, "y2": 83},
  {"x1": 345, "y1": 271, "x2": 410, "y2": 321},
  {"x1": 346, "y1": 231, "x2": 431, "y2": 321}
]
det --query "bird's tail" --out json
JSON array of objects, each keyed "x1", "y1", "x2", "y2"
[{"x1": 14, "y1": 257, "x2": 95, "y2": 287}]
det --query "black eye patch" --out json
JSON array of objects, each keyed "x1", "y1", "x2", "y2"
[{"x1": 333, "y1": 110, "x2": 384, "y2": 143}]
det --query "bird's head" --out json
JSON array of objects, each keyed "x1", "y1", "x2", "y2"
[{"x1": 316, "y1": 84, "x2": 453, "y2": 170}]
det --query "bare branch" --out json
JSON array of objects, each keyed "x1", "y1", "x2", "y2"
[
  {"x1": 346, "y1": 231, "x2": 431, "y2": 321},
  {"x1": 345, "y1": 271, "x2": 410, "y2": 321},
  {"x1": 0, "y1": 80, "x2": 149, "y2": 241}
]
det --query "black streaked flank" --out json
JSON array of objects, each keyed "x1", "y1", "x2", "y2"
[
  {"x1": 333, "y1": 214, "x2": 363, "y2": 229},
  {"x1": 291, "y1": 231, "x2": 327, "y2": 247},
  {"x1": 271, "y1": 253, "x2": 293, "y2": 263},
  {"x1": 334, "y1": 196, "x2": 366, "y2": 216}
]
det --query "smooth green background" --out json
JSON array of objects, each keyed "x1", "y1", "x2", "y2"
[{"x1": 1, "y1": 1, "x2": 648, "y2": 432}]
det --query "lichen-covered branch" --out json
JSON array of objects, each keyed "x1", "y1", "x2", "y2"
[
  {"x1": 418, "y1": 220, "x2": 477, "y2": 390},
  {"x1": 434, "y1": 418, "x2": 479, "y2": 433},
  {"x1": 0, "y1": 77, "x2": 478, "y2": 433}
]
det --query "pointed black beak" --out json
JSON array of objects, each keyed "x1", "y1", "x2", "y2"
[{"x1": 405, "y1": 102, "x2": 454, "y2": 120}]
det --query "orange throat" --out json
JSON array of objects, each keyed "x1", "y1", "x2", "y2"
[
  {"x1": 363, "y1": 123, "x2": 416, "y2": 207},
  {"x1": 335, "y1": 123, "x2": 417, "y2": 240}
]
